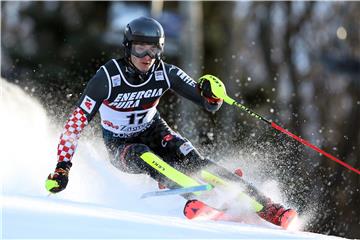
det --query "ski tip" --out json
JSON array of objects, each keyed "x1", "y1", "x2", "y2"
[
  {"x1": 184, "y1": 200, "x2": 204, "y2": 219},
  {"x1": 280, "y1": 209, "x2": 298, "y2": 229},
  {"x1": 234, "y1": 168, "x2": 243, "y2": 177},
  {"x1": 184, "y1": 199, "x2": 228, "y2": 221}
]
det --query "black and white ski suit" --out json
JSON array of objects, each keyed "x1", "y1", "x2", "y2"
[{"x1": 56, "y1": 58, "x2": 222, "y2": 188}]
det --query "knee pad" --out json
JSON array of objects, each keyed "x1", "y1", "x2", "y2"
[
  {"x1": 160, "y1": 134, "x2": 211, "y2": 173},
  {"x1": 161, "y1": 133, "x2": 196, "y2": 159}
]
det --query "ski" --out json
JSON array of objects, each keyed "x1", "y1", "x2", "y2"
[
  {"x1": 140, "y1": 184, "x2": 213, "y2": 199},
  {"x1": 184, "y1": 199, "x2": 238, "y2": 222},
  {"x1": 184, "y1": 199, "x2": 297, "y2": 229}
]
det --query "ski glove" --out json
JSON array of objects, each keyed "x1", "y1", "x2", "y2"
[
  {"x1": 198, "y1": 74, "x2": 226, "y2": 103},
  {"x1": 45, "y1": 161, "x2": 72, "y2": 193}
]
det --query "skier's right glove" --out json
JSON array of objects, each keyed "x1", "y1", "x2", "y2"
[{"x1": 45, "y1": 161, "x2": 72, "y2": 193}]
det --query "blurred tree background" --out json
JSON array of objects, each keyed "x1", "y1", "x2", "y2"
[{"x1": 1, "y1": 1, "x2": 359, "y2": 238}]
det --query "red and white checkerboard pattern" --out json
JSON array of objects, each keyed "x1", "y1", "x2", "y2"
[{"x1": 57, "y1": 107, "x2": 88, "y2": 162}]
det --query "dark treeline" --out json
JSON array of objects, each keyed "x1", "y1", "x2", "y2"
[{"x1": 2, "y1": 1, "x2": 359, "y2": 238}]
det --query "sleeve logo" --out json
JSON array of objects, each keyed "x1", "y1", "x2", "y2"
[
  {"x1": 111, "y1": 74, "x2": 121, "y2": 87},
  {"x1": 155, "y1": 71, "x2": 164, "y2": 81},
  {"x1": 176, "y1": 69, "x2": 196, "y2": 87},
  {"x1": 80, "y1": 95, "x2": 96, "y2": 114}
]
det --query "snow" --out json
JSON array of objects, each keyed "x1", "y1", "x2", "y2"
[{"x1": 1, "y1": 78, "x2": 346, "y2": 239}]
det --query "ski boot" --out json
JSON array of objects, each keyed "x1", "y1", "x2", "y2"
[{"x1": 257, "y1": 200, "x2": 298, "y2": 229}]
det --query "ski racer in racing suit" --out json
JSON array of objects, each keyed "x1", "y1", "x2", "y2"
[{"x1": 45, "y1": 17, "x2": 295, "y2": 227}]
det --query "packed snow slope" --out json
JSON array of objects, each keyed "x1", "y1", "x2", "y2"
[{"x1": 1, "y1": 79, "x2": 345, "y2": 239}]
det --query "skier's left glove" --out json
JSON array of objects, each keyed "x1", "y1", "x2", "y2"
[
  {"x1": 199, "y1": 75, "x2": 223, "y2": 104},
  {"x1": 45, "y1": 161, "x2": 72, "y2": 193}
]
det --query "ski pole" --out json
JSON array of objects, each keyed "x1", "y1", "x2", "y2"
[{"x1": 200, "y1": 75, "x2": 360, "y2": 175}]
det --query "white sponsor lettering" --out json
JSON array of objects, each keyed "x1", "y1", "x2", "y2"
[
  {"x1": 176, "y1": 69, "x2": 196, "y2": 87},
  {"x1": 109, "y1": 88, "x2": 163, "y2": 109},
  {"x1": 109, "y1": 99, "x2": 140, "y2": 109},
  {"x1": 144, "y1": 89, "x2": 153, "y2": 98},
  {"x1": 118, "y1": 123, "x2": 150, "y2": 132},
  {"x1": 80, "y1": 95, "x2": 96, "y2": 114},
  {"x1": 128, "y1": 92, "x2": 136, "y2": 100}
]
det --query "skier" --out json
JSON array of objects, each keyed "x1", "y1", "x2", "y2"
[{"x1": 45, "y1": 17, "x2": 296, "y2": 228}]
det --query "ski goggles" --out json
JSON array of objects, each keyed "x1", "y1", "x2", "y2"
[{"x1": 131, "y1": 43, "x2": 163, "y2": 59}]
